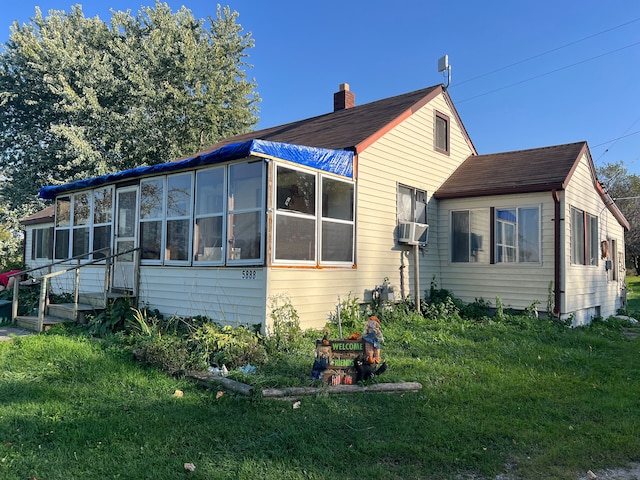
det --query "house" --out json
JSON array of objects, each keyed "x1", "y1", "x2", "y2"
[{"x1": 21, "y1": 83, "x2": 629, "y2": 330}]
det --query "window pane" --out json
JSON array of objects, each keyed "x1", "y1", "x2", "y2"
[
  {"x1": 496, "y1": 209, "x2": 516, "y2": 263},
  {"x1": 397, "y1": 186, "x2": 412, "y2": 221},
  {"x1": 140, "y1": 178, "x2": 164, "y2": 219},
  {"x1": 322, "y1": 177, "x2": 353, "y2": 221},
  {"x1": 93, "y1": 225, "x2": 111, "y2": 259},
  {"x1": 167, "y1": 173, "x2": 192, "y2": 217},
  {"x1": 195, "y1": 216, "x2": 223, "y2": 262},
  {"x1": 229, "y1": 162, "x2": 262, "y2": 210},
  {"x1": 322, "y1": 221, "x2": 353, "y2": 262},
  {"x1": 414, "y1": 190, "x2": 427, "y2": 224},
  {"x1": 140, "y1": 221, "x2": 162, "y2": 260},
  {"x1": 196, "y1": 168, "x2": 225, "y2": 215},
  {"x1": 587, "y1": 214, "x2": 598, "y2": 266},
  {"x1": 117, "y1": 190, "x2": 137, "y2": 238},
  {"x1": 56, "y1": 197, "x2": 70, "y2": 227},
  {"x1": 166, "y1": 219, "x2": 189, "y2": 261},
  {"x1": 93, "y1": 187, "x2": 113, "y2": 224},
  {"x1": 275, "y1": 215, "x2": 316, "y2": 261},
  {"x1": 72, "y1": 227, "x2": 89, "y2": 257},
  {"x1": 74, "y1": 193, "x2": 90, "y2": 225},
  {"x1": 518, "y1": 207, "x2": 540, "y2": 263},
  {"x1": 452, "y1": 211, "x2": 470, "y2": 262},
  {"x1": 572, "y1": 208, "x2": 585, "y2": 265},
  {"x1": 228, "y1": 211, "x2": 261, "y2": 260},
  {"x1": 54, "y1": 230, "x2": 70, "y2": 259},
  {"x1": 436, "y1": 115, "x2": 448, "y2": 151},
  {"x1": 277, "y1": 167, "x2": 315, "y2": 215}
]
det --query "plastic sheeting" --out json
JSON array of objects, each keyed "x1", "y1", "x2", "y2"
[{"x1": 38, "y1": 139, "x2": 354, "y2": 199}]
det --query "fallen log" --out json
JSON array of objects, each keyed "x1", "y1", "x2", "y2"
[
  {"x1": 187, "y1": 370, "x2": 254, "y2": 396},
  {"x1": 262, "y1": 382, "x2": 422, "y2": 398}
]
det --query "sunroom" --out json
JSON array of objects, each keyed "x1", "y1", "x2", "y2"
[{"x1": 36, "y1": 140, "x2": 355, "y2": 321}]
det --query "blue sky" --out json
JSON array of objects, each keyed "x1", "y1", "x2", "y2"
[{"x1": 2, "y1": 1, "x2": 640, "y2": 175}]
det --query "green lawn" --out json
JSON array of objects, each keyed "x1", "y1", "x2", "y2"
[{"x1": 1, "y1": 285, "x2": 639, "y2": 480}]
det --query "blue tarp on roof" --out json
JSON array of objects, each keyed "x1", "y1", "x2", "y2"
[{"x1": 38, "y1": 139, "x2": 354, "y2": 200}]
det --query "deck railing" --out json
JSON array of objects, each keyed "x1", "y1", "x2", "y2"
[{"x1": 10, "y1": 246, "x2": 141, "y2": 331}]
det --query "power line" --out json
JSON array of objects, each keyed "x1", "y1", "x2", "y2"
[
  {"x1": 453, "y1": 16, "x2": 640, "y2": 87},
  {"x1": 455, "y1": 40, "x2": 640, "y2": 104}
]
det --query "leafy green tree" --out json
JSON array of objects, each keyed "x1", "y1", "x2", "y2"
[
  {"x1": 0, "y1": 2, "x2": 259, "y2": 212},
  {"x1": 598, "y1": 161, "x2": 640, "y2": 274}
]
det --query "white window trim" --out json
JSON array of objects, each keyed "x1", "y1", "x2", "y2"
[{"x1": 272, "y1": 163, "x2": 355, "y2": 267}]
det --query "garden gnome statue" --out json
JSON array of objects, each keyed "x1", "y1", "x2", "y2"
[{"x1": 363, "y1": 316, "x2": 384, "y2": 364}]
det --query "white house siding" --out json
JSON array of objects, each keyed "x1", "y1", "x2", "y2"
[
  {"x1": 266, "y1": 268, "x2": 360, "y2": 331},
  {"x1": 266, "y1": 93, "x2": 475, "y2": 330},
  {"x1": 137, "y1": 266, "x2": 267, "y2": 327},
  {"x1": 438, "y1": 192, "x2": 556, "y2": 312},
  {"x1": 563, "y1": 154, "x2": 625, "y2": 325}
]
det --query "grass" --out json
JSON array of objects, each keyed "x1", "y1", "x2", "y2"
[{"x1": 1, "y1": 284, "x2": 640, "y2": 479}]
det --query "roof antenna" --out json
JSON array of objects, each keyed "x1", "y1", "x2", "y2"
[{"x1": 438, "y1": 55, "x2": 451, "y2": 90}]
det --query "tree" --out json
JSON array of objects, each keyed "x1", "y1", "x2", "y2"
[
  {"x1": 597, "y1": 161, "x2": 640, "y2": 274},
  {"x1": 0, "y1": 2, "x2": 259, "y2": 213}
]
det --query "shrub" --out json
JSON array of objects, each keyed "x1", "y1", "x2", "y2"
[
  {"x1": 266, "y1": 294, "x2": 304, "y2": 353},
  {"x1": 188, "y1": 323, "x2": 267, "y2": 369},
  {"x1": 327, "y1": 293, "x2": 364, "y2": 333}
]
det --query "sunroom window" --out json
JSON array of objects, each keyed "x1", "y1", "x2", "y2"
[
  {"x1": 194, "y1": 167, "x2": 225, "y2": 263},
  {"x1": 140, "y1": 177, "x2": 164, "y2": 261},
  {"x1": 274, "y1": 164, "x2": 354, "y2": 265},
  {"x1": 275, "y1": 166, "x2": 316, "y2": 262},
  {"x1": 92, "y1": 186, "x2": 113, "y2": 260},
  {"x1": 321, "y1": 176, "x2": 354, "y2": 263},
  {"x1": 227, "y1": 162, "x2": 264, "y2": 263},
  {"x1": 165, "y1": 173, "x2": 192, "y2": 263},
  {"x1": 54, "y1": 196, "x2": 71, "y2": 259}
]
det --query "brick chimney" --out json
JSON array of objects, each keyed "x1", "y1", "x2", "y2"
[{"x1": 333, "y1": 83, "x2": 355, "y2": 111}]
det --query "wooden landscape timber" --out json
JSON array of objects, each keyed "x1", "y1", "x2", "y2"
[{"x1": 262, "y1": 382, "x2": 423, "y2": 399}]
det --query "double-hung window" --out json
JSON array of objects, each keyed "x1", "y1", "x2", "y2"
[
  {"x1": 451, "y1": 209, "x2": 490, "y2": 263},
  {"x1": 571, "y1": 207, "x2": 598, "y2": 266},
  {"x1": 495, "y1": 207, "x2": 540, "y2": 263}
]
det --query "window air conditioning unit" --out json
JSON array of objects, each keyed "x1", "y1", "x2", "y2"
[{"x1": 398, "y1": 221, "x2": 429, "y2": 245}]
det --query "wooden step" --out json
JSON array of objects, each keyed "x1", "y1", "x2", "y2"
[
  {"x1": 47, "y1": 303, "x2": 97, "y2": 323},
  {"x1": 15, "y1": 315, "x2": 70, "y2": 332},
  {"x1": 79, "y1": 292, "x2": 136, "y2": 309}
]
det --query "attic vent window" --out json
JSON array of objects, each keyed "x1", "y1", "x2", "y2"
[{"x1": 435, "y1": 111, "x2": 449, "y2": 155}]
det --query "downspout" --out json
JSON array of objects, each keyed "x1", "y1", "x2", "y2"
[{"x1": 552, "y1": 189, "x2": 561, "y2": 317}]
